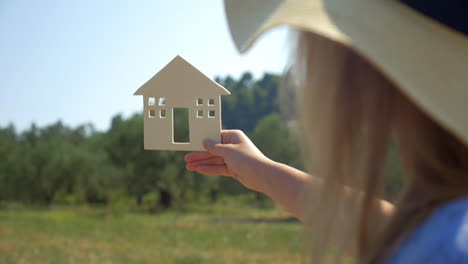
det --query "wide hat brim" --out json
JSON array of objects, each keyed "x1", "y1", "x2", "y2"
[{"x1": 224, "y1": 0, "x2": 468, "y2": 147}]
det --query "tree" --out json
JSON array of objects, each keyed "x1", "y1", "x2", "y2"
[{"x1": 251, "y1": 113, "x2": 302, "y2": 169}]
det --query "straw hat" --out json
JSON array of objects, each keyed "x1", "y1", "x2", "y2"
[{"x1": 224, "y1": 0, "x2": 468, "y2": 146}]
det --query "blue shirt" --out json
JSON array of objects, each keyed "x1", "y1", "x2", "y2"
[{"x1": 389, "y1": 197, "x2": 468, "y2": 263}]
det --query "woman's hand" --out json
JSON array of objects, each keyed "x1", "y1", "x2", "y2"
[
  {"x1": 186, "y1": 129, "x2": 319, "y2": 222},
  {"x1": 184, "y1": 129, "x2": 273, "y2": 193}
]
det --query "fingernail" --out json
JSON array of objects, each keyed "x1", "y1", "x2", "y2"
[{"x1": 203, "y1": 139, "x2": 216, "y2": 148}]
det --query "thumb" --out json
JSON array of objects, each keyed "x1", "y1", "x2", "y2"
[{"x1": 203, "y1": 139, "x2": 233, "y2": 157}]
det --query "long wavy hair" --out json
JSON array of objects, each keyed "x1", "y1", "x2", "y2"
[{"x1": 293, "y1": 31, "x2": 468, "y2": 263}]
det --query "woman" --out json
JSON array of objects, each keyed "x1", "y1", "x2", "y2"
[{"x1": 185, "y1": 0, "x2": 468, "y2": 263}]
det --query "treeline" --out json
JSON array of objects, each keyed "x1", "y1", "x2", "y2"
[
  {"x1": 0, "y1": 72, "x2": 404, "y2": 210},
  {"x1": 0, "y1": 73, "x2": 302, "y2": 210}
]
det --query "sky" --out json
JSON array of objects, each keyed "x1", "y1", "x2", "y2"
[{"x1": 0, "y1": 0, "x2": 290, "y2": 132}]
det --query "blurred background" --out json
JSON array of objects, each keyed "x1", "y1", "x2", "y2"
[
  {"x1": 0, "y1": 1, "x2": 403, "y2": 263},
  {"x1": 0, "y1": 1, "x2": 304, "y2": 263}
]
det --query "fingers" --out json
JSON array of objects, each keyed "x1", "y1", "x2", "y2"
[
  {"x1": 184, "y1": 151, "x2": 215, "y2": 162},
  {"x1": 185, "y1": 155, "x2": 227, "y2": 175},
  {"x1": 185, "y1": 149, "x2": 230, "y2": 177},
  {"x1": 187, "y1": 164, "x2": 230, "y2": 176},
  {"x1": 186, "y1": 157, "x2": 225, "y2": 167},
  {"x1": 203, "y1": 139, "x2": 235, "y2": 157}
]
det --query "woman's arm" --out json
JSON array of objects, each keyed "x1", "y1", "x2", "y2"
[
  {"x1": 254, "y1": 159, "x2": 314, "y2": 222},
  {"x1": 185, "y1": 129, "x2": 394, "y2": 223}
]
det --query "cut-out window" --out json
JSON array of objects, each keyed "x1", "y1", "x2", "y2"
[
  {"x1": 197, "y1": 98, "x2": 203, "y2": 105},
  {"x1": 208, "y1": 98, "x2": 215, "y2": 106},
  {"x1": 148, "y1": 97, "x2": 156, "y2": 106},
  {"x1": 149, "y1": 109, "x2": 156, "y2": 118},
  {"x1": 159, "y1": 98, "x2": 166, "y2": 106},
  {"x1": 208, "y1": 110, "x2": 215, "y2": 118},
  {"x1": 173, "y1": 108, "x2": 190, "y2": 143},
  {"x1": 197, "y1": 110, "x2": 203, "y2": 118},
  {"x1": 160, "y1": 109, "x2": 167, "y2": 118}
]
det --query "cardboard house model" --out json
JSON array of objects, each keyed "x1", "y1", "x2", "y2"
[{"x1": 133, "y1": 55, "x2": 230, "y2": 151}]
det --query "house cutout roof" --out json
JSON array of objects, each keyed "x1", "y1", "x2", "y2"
[{"x1": 134, "y1": 55, "x2": 230, "y2": 97}]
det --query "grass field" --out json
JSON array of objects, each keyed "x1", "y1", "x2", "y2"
[{"x1": 0, "y1": 202, "x2": 303, "y2": 264}]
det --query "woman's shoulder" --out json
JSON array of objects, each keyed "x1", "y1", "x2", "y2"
[{"x1": 390, "y1": 197, "x2": 468, "y2": 264}]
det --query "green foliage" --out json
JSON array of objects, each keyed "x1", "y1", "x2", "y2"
[
  {"x1": 0, "y1": 72, "x2": 403, "y2": 210},
  {"x1": 217, "y1": 73, "x2": 281, "y2": 132},
  {"x1": 173, "y1": 108, "x2": 190, "y2": 143},
  {"x1": 251, "y1": 113, "x2": 302, "y2": 169},
  {"x1": 0, "y1": 122, "x2": 117, "y2": 205}
]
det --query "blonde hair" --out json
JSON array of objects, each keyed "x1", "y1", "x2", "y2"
[{"x1": 294, "y1": 31, "x2": 468, "y2": 263}]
